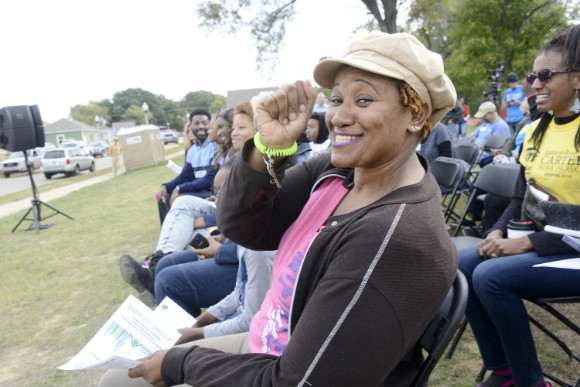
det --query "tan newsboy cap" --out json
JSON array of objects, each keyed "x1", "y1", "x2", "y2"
[
  {"x1": 313, "y1": 31, "x2": 457, "y2": 127},
  {"x1": 474, "y1": 101, "x2": 497, "y2": 118}
]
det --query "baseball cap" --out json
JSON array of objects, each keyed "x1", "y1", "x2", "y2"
[
  {"x1": 474, "y1": 101, "x2": 497, "y2": 118},
  {"x1": 312, "y1": 31, "x2": 457, "y2": 127}
]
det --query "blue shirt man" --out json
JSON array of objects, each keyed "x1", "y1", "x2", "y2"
[
  {"x1": 471, "y1": 101, "x2": 511, "y2": 167},
  {"x1": 501, "y1": 72, "x2": 526, "y2": 132},
  {"x1": 157, "y1": 108, "x2": 218, "y2": 223}
]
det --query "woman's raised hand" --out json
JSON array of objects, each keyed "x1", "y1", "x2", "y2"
[{"x1": 254, "y1": 80, "x2": 316, "y2": 149}]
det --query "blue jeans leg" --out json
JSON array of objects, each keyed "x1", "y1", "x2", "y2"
[
  {"x1": 458, "y1": 245, "x2": 580, "y2": 386},
  {"x1": 156, "y1": 196, "x2": 216, "y2": 254},
  {"x1": 154, "y1": 249, "x2": 238, "y2": 317}
]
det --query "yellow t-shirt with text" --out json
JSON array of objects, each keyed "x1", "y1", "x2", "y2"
[{"x1": 519, "y1": 115, "x2": 580, "y2": 204}]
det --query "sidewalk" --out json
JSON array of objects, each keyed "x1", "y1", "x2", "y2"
[
  {"x1": 0, "y1": 149, "x2": 182, "y2": 220},
  {"x1": 0, "y1": 173, "x2": 114, "y2": 219}
]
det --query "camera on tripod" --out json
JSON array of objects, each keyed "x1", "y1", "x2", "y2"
[{"x1": 483, "y1": 60, "x2": 504, "y2": 105}]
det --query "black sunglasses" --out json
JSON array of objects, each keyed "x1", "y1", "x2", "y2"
[{"x1": 525, "y1": 68, "x2": 571, "y2": 86}]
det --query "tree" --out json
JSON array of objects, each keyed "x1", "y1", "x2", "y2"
[
  {"x1": 70, "y1": 100, "x2": 111, "y2": 126},
  {"x1": 196, "y1": 0, "x2": 401, "y2": 71},
  {"x1": 181, "y1": 90, "x2": 216, "y2": 111},
  {"x1": 443, "y1": 0, "x2": 572, "y2": 110},
  {"x1": 121, "y1": 105, "x2": 148, "y2": 126}
]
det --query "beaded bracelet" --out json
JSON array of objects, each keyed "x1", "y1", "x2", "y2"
[{"x1": 254, "y1": 132, "x2": 298, "y2": 157}]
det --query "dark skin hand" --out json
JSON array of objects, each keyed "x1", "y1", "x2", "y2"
[
  {"x1": 128, "y1": 349, "x2": 168, "y2": 386},
  {"x1": 478, "y1": 229, "x2": 534, "y2": 259}
]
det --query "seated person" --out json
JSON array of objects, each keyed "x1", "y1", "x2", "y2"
[
  {"x1": 469, "y1": 101, "x2": 511, "y2": 167},
  {"x1": 416, "y1": 122, "x2": 452, "y2": 164},
  {"x1": 169, "y1": 248, "x2": 275, "y2": 338},
  {"x1": 458, "y1": 24, "x2": 580, "y2": 387},
  {"x1": 120, "y1": 165, "x2": 238, "y2": 307},
  {"x1": 156, "y1": 108, "x2": 218, "y2": 222},
  {"x1": 305, "y1": 111, "x2": 330, "y2": 156},
  {"x1": 100, "y1": 30, "x2": 457, "y2": 387}
]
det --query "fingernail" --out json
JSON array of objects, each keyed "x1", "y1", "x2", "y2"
[
  {"x1": 289, "y1": 112, "x2": 297, "y2": 120},
  {"x1": 299, "y1": 104, "x2": 306, "y2": 112},
  {"x1": 283, "y1": 118, "x2": 289, "y2": 125}
]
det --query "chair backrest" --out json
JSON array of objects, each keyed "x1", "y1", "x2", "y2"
[
  {"x1": 431, "y1": 157, "x2": 466, "y2": 189},
  {"x1": 454, "y1": 143, "x2": 479, "y2": 165},
  {"x1": 457, "y1": 136, "x2": 476, "y2": 145},
  {"x1": 473, "y1": 163, "x2": 521, "y2": 199},
  {"x1": 411, "y1": 270, "x2": 469, "y2": 387},
  {"x1": 484, "y1": 134, "x2": 510, "y2": 149}
]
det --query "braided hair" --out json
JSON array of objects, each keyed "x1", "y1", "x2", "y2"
[
  {"x1": 391, "y1": 79, "x2": 433, "y2": 139},
  {"x1": 529, "y1": 24, "x2": 580, "y2": 151}
]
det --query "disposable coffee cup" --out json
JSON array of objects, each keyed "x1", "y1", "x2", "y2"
[{"x1": 507, "y1": 219, "x2": 536, "y2": 239}]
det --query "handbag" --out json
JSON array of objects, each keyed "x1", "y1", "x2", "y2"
[{"x1": 521, "y1": 178, "x2": 559, "y2": 230}]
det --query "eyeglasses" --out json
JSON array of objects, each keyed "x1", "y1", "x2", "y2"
[{"x1": 525, "y1": 68, "x2": 571, "y2": 86}]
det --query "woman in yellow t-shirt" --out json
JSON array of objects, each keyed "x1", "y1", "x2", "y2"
[{"x1": 458, "y1": 25, "x2": 580, "y2": 387}]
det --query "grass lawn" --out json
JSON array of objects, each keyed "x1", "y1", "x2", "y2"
[{"x1": 1, "y1": 146, "x2": 578, "y2": 387}]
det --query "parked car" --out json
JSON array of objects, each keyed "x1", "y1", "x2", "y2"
[
  {"x1": 161, "y1": 130, "x2": 179, "y2": 145},
  {"x1": 87, "y1": 140, "x2": 110, "y2": 157},
  {"x1": 60, "y1": 140, "x2": 86, "y2": 151},
  {"x1": 40, "y1": 147, "x2": 95, "y2": 179},
  {"x1": 0, "y1": 149, "x2": 42, "y2": 178}
]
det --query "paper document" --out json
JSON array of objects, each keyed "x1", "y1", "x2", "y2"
[
  {"x1": 58, "y1": 295, "x2": 195, "y2": 370},
  {"x1": 534, "y1": 258, "x2": 580, "y2": 271},
  {"x1": 167, "y1": 160, "x2": 183, "y2": 174}
]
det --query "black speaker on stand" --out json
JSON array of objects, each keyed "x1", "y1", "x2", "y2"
[{"x1": 0, "y1": 105, "x2": 73, "y2": 233}]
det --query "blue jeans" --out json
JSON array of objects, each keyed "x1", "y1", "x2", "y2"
[
  {"x1": 156, "y1": 195, "x2": 216, "y2": 254},
  {"x1": 154, "y1": 249, "x2": 238, "y2": 317},
  {"x1": 458, "y1": 245, "x2": 580, "y2": 386}
]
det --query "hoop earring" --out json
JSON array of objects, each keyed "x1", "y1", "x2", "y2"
[{"x1": 570, "y1": 89, "x2": 580, "y2": 114}]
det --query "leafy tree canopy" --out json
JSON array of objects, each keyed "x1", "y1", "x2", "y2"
[{"x1": 69, "y1": 88, "x2": 226, "y2": 132}]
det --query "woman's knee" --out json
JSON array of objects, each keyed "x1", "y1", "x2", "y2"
[{"x1": 458, "y1": 245, "x2": 482, "y2": 282}]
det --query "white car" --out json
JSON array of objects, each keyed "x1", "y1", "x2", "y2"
[
  {"x1": 40, "y1": 147, "x2": 95, "y2": 179},
  {"x1": 0, "y1": 149, "x2": 42, "y2": 178}
]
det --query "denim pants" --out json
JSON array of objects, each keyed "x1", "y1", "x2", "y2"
[
  {"x1": 458, "y1": 245, "x2": 580, "y2": 386},
  {"x1": 154, "y1": 249, "x2": 238, "y2": 317},
  {"x1": 156, "y1": 195, "x2": 216, "y2": 254}
]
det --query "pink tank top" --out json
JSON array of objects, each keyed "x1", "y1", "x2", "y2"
[{"x1": 248, "y1": 177, "x2": 349, "y2": 355}]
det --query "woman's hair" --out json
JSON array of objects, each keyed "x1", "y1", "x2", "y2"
[
  {"x1": 529, "y1": 24, "x2": 580, "y2": 151},
  {"x1": 212, "y1": 108, "x2": 235, "y2": 168},
  {"x1": 310, "y1": 112, "x2": 330, "y2": 144},
  {"x1": 234, "y1": 100, "x2": 254, "y2": 121},
  {"x1": 391, "y1": 79, "x2": 433, "y2": 139}
]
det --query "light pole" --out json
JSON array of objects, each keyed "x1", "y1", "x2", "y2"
[{"x1": 142, "y1": 102, "x2": 149, "y2": 125}]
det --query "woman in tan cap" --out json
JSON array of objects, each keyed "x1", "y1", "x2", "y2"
[{"x1": 101, "y1": 31, "x2": 457, "y2": 387}]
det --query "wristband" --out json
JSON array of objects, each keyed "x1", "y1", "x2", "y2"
[{"x1": 254, "y1": 133, "x2": 297, "y2": 157}]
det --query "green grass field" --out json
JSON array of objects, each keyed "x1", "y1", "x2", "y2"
[{"x1": 1, "y1": 146, "x2": 577, "y2": 386}]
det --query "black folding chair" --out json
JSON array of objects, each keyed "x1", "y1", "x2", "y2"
[
  {"x1": 451, "y1": 163, "x2": 520, "y2": 237},
  {"x1": 411, "y1": 270, "x2": 469, "y2": 387},
  {"x1": 472, "y1": 134, "x2": 512, "y2": 173},
  {"x1": 430, "y1": 157, "x2": 468, "y2": 223}
]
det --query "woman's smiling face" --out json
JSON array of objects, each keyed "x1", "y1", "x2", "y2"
[
  {"x1": 326, "y1": 66, "x2": 418, "y2": 170},
  {"x1": 531, "y1": 50, "x2": 580, "y2": 117}
]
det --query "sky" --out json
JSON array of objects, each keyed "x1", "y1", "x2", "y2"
[{"x1": 0, "y1": 0, "x2": 373, "y2": 123}]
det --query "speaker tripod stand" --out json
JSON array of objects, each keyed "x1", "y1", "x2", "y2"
[{"x1": 11, "y1": 152, "x2": 73, "y2": 233}]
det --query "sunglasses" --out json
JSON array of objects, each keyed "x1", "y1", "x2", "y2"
[{"x1": 525, "y1": 68, "x2": 571, "y2": 86}]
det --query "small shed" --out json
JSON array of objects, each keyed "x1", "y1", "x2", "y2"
[{"x1": 117, "y1": 125, "x2": 164, "y2": 172}]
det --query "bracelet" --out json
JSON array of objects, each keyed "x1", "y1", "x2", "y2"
[{"x1": 254, "y1": 132, "x2": 297, "y2": 157}]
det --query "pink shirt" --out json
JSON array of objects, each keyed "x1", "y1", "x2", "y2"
[{"x1": 248, "y1": 177, "x2": 349, "y2": 355}]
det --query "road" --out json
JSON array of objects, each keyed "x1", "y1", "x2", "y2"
[{"x1": 0, "y1": 155, "x2": 111, "y2": 196}]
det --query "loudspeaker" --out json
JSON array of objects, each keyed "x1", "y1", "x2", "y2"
[{"x1": 0, "y1": 105, "x2": 45, "y2": 152}]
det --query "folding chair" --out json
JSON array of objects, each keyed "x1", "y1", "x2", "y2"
[
  {"x1": 472, "y1": 134, "x2": 512, "y2": 173},
  {"x1": 411, "y1": 270, "x2": 469, "y2": 387},
  {"x1": 451, "y1": 163, "x2": 520, "y2": 237},
  {"x1": 430, "y1": 157, "x2": 467, "y2": 223},
  {"x1": 526, "y1": 296, "x2": 580, "y2": 387}
]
